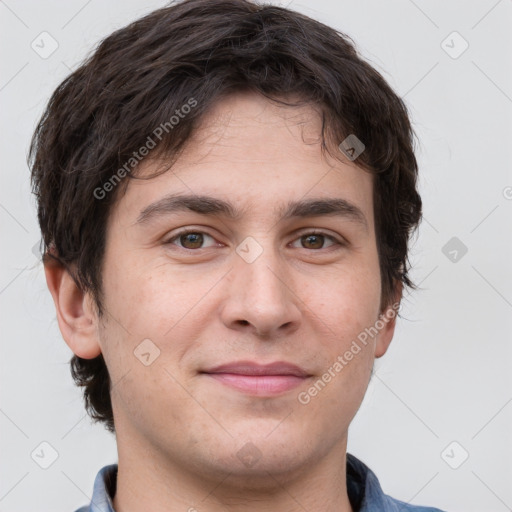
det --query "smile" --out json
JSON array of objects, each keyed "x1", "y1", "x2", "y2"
[
  {"x1": 201, "y1": 360, "x2": 311, "y2": 396},
  {"x1": 205, "y1": 373, "x2": 308, "y2": 395}
]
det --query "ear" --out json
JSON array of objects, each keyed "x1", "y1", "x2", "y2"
[
  {"x1": 374, "y1": 281, "x2": 403, "y2": 359},
  {"x1": 44, "y1": 257, "x2": 102, "y2": 359}
]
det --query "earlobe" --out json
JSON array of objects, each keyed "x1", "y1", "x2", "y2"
[
  {"x1": 374, "y1": 306, "x2": 398, "y2": 358},
  {"x1": 44, "y1": 257, "x2": 102, "y2": 359},
  {"x1": 374, "y1": 282, "x2": 403, "y2": 359}
]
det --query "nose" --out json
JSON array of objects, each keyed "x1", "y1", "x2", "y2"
[{"x1": 219, "y1": 244, "x2": 302, "y2": 339}]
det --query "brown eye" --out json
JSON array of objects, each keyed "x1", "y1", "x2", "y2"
[
  {"x1": 290, "y1": 232, "x2": 340, "y2": 250},
  {"x1": 179, "y1": 232, "x2": 204, "y2": 249},
  {"x1": 166, "y1": 231, "x2": 217, "y2": 250},
  {"x1": 301, "y1": 234, "x2": 325, "y2": 249}
]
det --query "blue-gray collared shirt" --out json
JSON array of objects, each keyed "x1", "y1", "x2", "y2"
[{"x1": 74, "y1": 453, "x2": 446, "y2": 511}]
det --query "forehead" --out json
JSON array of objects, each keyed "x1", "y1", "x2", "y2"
[{"x1": 113, "y1": 91, "x2": 374, "y2": 229}]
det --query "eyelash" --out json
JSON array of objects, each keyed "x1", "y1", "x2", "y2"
[{"x1": 165, "y1": 229, "x2": 345, "y2": 251}]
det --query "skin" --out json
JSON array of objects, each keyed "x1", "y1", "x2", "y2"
[{"x1": 45, "y1": 91, "x2": 400, "y2": 512}]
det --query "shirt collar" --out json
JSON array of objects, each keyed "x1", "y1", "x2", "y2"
[{"x1": 82, "y1": 463, "x2": 117, "y2": 512}]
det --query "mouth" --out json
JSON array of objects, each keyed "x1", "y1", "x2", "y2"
[{"x1": 200, "y1": 361, "x2": 311, "y2": 396}]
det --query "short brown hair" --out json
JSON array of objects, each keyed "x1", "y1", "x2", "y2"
[{"x1": 29, "y1": 0, "x2": 422, "y2": 434}]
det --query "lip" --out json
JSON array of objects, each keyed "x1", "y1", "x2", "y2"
[
  {"x1": 203, "y1": 360, "x2": 310, "y2": 377},
  {"x1": 201, "y1": 361, "x2": 311, "y2": 396}
]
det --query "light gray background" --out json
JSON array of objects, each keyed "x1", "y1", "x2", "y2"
[{"x1": 1, "y1": 1, "x2": 511, "y2": 511}]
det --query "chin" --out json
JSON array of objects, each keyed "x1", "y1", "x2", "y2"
[
  {"x1": 189, "y1": 424, "x2": 323, "y2": 483},
  {"x1": 206, "y1": 447, "x2": 315, "y2": 491}
]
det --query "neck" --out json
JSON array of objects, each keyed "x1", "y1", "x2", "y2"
[{"x1": 112, "y1": 432, "x2": 354, "y2": 512}]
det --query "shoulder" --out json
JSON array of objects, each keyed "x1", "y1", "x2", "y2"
[
  {"x1": 381, "y1": 495, "x2": 447, "y2": 511},
  {"x1": 347, "y1": 453, "x2": 447, "y2": 512}
]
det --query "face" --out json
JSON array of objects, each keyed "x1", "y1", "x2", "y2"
[{"x1": 68, "y1": 91, "x2": 397, "y2": 483}]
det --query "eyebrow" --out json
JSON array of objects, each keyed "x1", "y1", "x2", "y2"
[{"x1": 135, "y1": 193, "x2": 368, "y2": 231}]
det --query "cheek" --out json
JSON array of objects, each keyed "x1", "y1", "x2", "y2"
[
  {"x1": 99, "y1": 255, "x2": 229, "y2": 378},
  {"x1": 101, "y1": 253, "x2": 205, "y2": 334},
  {"x1": 298, "y1": 264, "x2": 381, "y2": 402},
  {"x1": 303, "y1": 264, "x2": 382, "y2": 342}
]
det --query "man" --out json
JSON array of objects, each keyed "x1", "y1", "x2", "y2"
[{"x1": 29, "y1": 0, "x2": 446, "y2": 510}]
